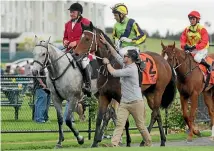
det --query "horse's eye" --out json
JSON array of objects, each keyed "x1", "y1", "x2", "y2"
[{"x1": 42, "y1": 53, "x2": 46, "y2": 56}]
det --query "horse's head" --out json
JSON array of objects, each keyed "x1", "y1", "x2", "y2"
[
  {"x1": 75, "y1": 22, "x2": 114, "y2": 58},
  {"x1": 32, "y1": 36, "x2": 51, "y2": 76},
  {"x1": 161, "y1": 41, "x2": 186, "y2": 68}
]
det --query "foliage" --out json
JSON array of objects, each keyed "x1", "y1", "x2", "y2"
[
  {"x1": 167, "y1": 99, "x2": 186, "y2": 131},
  {"x1": 85, "y1": 95, "x2": 98, "y2": 121},
  {"x1": 17, "y1": 37, "x2": 34, "y2": 51},
  {"x1": 54, "y1": 40, "x2": 63, "y2": 43}
]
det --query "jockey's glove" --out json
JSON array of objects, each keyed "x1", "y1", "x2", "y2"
[
  {"x1": 184, "y1": 44, "x2": 192, "y2": 51},
  {"x1": 115, "y1": 39, "x2": 121, "y2": 50},
  {"x1": 189, "y1": 45, "x2": 196, "y2": 51},
  {"x1": 120, "y1": 37, "x2": 132, "y2": 43}
]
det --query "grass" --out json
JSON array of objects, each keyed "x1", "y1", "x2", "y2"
[
  {"x1": 1, "y1": 131, "x2": 212, "y2": 150},
  {"x1": 35, "y1": 147, "x2": 214, "y2": 151}
]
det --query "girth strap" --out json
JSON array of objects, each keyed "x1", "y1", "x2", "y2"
[{"x1": 50, "y1": 76, "x2": 65, "y2": 101}]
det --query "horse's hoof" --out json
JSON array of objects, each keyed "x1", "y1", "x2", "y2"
[
  {"x1": 55, "y1": 144, "x2": 62, "y2": 149},
  {"x1": 126, "y1": 143, "x2": 131, "y2": 147},
  {"x1": 160, "y1": 143, "x2": 165, "y2": 146},
  {"x1": 196, "y1": 131, "x2": 202, "y2": 137},
  {"x1": 186, "y1": 139, "x2": 193, "y2": 143},
  {"x1": 194, "y1": 130, "x2": 202, "y2": 137},
  {"x1": 209, "y1": 136, "x2": 214, "y2": 141},
  {"x1": 160, "y1": 140, "x2": 166, "y2": 146},
  {"x1": 91, "y1": 143, "x2": 98, "y2": 148},
  {"x1": 139, "y1": 141, "x2": 145, "y2": 147},
  {"x1": 77, "y1": 136, "x2": 84, "y2": 145}
]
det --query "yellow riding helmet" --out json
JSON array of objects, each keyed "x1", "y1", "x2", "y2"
[{"x1": 111, "y1": 3, "x2": 128, "y2": 15}]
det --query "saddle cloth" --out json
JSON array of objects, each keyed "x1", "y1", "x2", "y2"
[
  {"x1": 139, "y1": 53, "x2": 158, "y2": 84},
  {"x1": 197, "y1": 56, "x2": 214, "y2": 84}
]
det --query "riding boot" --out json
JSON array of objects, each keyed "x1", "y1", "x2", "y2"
[
  {"x1": 82, "y1": 65, "x2": 91, "y2": 97},
  {"x1": 200, "y1": 59, "x2": 212, "y2": 73}
]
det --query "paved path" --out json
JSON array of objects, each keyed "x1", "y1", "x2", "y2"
[{"x1": 152, "y1": 137, "x2": 214, "y2": 146}]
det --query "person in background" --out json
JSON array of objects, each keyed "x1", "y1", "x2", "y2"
[
  {"x1": 24, "y1": 60, "x2": 32, "y2": 75},
  {"x1": 14, "y1": 66, "x2": 20, "y2": 75},
  {"x1": 34, "y1": 70, "x2": 51, "y2": 123},
  {"x1": 0, "y1": 68, "x2": 4, "y2": 75}
]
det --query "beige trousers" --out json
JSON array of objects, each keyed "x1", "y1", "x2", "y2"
[{"x1": 111, "y1": 100, "x2": 152, "y2": 146}]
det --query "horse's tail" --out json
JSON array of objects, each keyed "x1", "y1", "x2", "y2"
[{"x1": 161, "y1": 65, "x2": 176, "y2": 109}]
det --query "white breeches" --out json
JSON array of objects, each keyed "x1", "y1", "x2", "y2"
[
  {"x1": 118, "y1": 46, "x2": 140, "y2": 58},
  {"x1": 81, "y1": 56, "x2": 90, "y2": 69},
  {"x1": 192, "y1": 49, "x2": 208, "y2": 63}
]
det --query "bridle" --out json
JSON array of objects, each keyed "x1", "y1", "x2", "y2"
[
  {"x1": 80, "y1": 29, "x2": 118, "y2": 90},
  {"x1": 82, "y1": 30, "x2": 98, "y2": 53},
  {"x1": 33, "y1": 43, "x2": 50, "y2": 70},
  {"x1": 163, "y1": 46, "x2": 198, "y2": 77},
  {"x1": 33, "y1": 43, "x2": 69, "y2": 74},
  {"x1": 33, "y1": 42, "x2": 73, "y2": 100}
]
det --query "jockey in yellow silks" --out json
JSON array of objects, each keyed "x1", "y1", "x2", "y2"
[
  {"x1": 111, "y1": 3, "x2": 146, "y2": 57},
  {"x1": 180, "y1": 10, "x2": 211, "y2": 72}
]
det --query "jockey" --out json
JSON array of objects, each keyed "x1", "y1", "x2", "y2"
[
  {"x1": 111, "y1": 3, "x2": 147, "y2": 57},
  {"x1": 63, "y1": 3, "x2": 91, "y2": 96},
  {"x1": 180, "y1": 11, "x2": 211, "y2": 72}
]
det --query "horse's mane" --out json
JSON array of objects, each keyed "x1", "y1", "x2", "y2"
[{"x1": 95, "y1": 28, "x2": 115, "y2": 49}]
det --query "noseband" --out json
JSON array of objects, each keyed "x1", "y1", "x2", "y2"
[
  {"x1": 33, "y1": 43, "x2": 50, "y2": 70},
  {"x1": 163, "y1": 47, "x2": 198, "y2": 77},
  {"x1": 83, "y1": 30, "x2": 98, "y2": 53}
]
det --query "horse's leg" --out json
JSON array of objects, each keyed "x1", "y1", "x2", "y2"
[
  {"x1": 203, "y1": 91, "x2": 214, "y2": 140},
  {"x1": 154, "y1": 90, "x2": 166, "y2": 146},
  {"x1": 52, "y1": 95, "x2": 64, "y2": 148},
  {"x1": 180, "y1": 95, "x2": 191, "y2": 131},
  {"x1": 156, "y1": 109, "x2": 166, "y2": 146},
  {"x1": 65, "y1": 100, "x2": 84, "y2": 145},
  {"x1": 125, "y1": 119, "x2": 131, "y2": 147},
  {"x1": 145, "y1": 94, "x2": 156, "y2": 133},
  {"x1": 91, "y1": 95, "x2": 109, "y2": 147},
  {"x1": 140, "y1": 94, "x2": 157, "y2": 146},
  {"x1": 99, "y1": 107, "x2": 111, "y2": 141},
  {"x1": 187, "y1": 92, "x2": 199, "y2": 142}
]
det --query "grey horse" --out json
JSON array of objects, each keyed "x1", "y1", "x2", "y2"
[{"x1": 32, "y1": 36, "x2": 86, "y2": 148}]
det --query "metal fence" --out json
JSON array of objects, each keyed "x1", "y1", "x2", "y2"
[{"x1": 0, "y1": 75, "x2": 210, "y2": 139}]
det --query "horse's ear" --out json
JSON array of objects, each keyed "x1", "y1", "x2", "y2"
[
  {"x1": 173, "y1": 41, "x2": 176, "y2": 48},
  {"x1": 89, "y1": 22, "x2": 94, "y2": 30},
  {"x1": 34, "y1": 35, "x2": 39, "y2": 45},
  {"x1": 45, "y1": 36, "x2": 51, "y2": 46},
  {"x1": 161, "y1": 40, "x2": 166, "y2": 49}
]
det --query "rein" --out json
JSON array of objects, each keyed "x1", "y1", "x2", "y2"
[
  {"x1": 164, "y1": 47, "x2": 198, "y2": 78},
  {"x1": 82, "y1": 29, "x2": 120, "y2": 90},
  {"x1": 33, "y1": 43, "x2": 74, "y2": 100}
]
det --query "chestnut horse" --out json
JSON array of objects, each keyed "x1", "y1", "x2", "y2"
[
  {"x1": 161, "y1": 42, "x2": 214, "y2": 142},
  {"x1": 75, "y1": 22, "x2": 176, "y2": 147}
]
